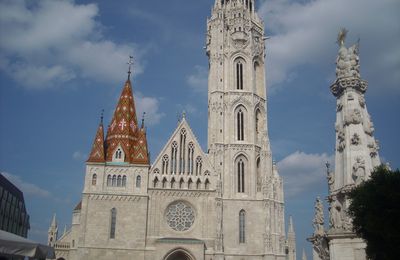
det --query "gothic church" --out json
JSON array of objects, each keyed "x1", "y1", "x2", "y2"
[{"x1": 49, "y1": 1, "x2": 296, "y2": 259}]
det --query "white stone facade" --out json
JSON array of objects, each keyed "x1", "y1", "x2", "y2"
[{"x1": 50, "y1": 1, "x2": 294, "y2": 259}]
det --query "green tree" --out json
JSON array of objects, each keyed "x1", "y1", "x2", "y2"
[{"x1": 348, "y1": 165, "x2": 400, "y2": 260}]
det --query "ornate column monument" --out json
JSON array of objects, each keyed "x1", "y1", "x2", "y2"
[{"x1": 309, "y1": 29, "x2": 381, "y2": 260}]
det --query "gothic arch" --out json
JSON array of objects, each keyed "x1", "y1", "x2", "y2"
[
  {"x1": 163, "y1": 248, "x2": 195, "y2": 260},
  {"x1": 234, "y1": 154, "x2": 248, "y2": 193},
  {"x1": 234, "y1": 105, "x2": 248, "y2": 141}
]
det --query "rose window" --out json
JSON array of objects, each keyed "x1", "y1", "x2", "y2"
[{"x1": 166, "y1": 201, "x2": 195, "y2": 231}]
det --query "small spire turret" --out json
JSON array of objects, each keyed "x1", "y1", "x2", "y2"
[{"x1": 87, "y1": 110, "x2": 106, "y2": 163}]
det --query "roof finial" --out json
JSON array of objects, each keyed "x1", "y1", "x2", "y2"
[
  {"x1": 182, "y1": 110, "x2": 186, "y2": 120},
  {"x1": 100, "y1": 109, "x2": 104, "y2": 125},
  {"x1": 141, "y1": 112, "x2": 146, "y2": 129},
  {"x1": 127, "y1": 55, "x2": 134, "y2": 80}
]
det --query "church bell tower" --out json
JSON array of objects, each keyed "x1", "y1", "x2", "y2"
[{"x1": 206, "y1": 0, "x2": 287, "y2": 258}]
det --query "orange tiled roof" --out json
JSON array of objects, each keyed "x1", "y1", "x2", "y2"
[{"x1": 104, "y1": 79, "x2": 149, "y2": 164}]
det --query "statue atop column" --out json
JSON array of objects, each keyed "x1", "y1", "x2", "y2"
[{"x1": 336, "y1": 28, "x2": 360, "y2": 79}]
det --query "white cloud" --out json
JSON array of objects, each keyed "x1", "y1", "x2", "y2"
[
  {"x1": 0, "y1": 0, "x2": 144, "y2": 89},
  {"x1": 187, "y1": 65, "x2": 208, "y2": 94},
  {"x1": 277, "y1": 151, "x2": 334, "y2": 197},
  {"x1": 135, "y1": 92, "x2": 165, "y2": 126},
  {"x1": 258, "y1": 0, "x2": 400, "y2": 92},
  {"x1": 72, "y1": 151, "x2": 86, "y2": 161},
  {"x1": 1, "y1": 172, "x2": 51, "y2": 198}
]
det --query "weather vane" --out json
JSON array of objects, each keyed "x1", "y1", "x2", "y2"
[
  {"x1": 100, "y1": 109, "x2": 104, "y2": 125},
  {"x1": 127, "y1": 55, "x2": 134, "y2": 79}
]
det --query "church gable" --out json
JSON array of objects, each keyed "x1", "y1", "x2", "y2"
[{"x1": 149, "y1": 118, "x2": 215, "y2": 190}]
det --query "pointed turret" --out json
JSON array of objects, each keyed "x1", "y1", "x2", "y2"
[
  {"x1": 105, "y1": 72, "x2": 149, "y2": 164},
  {"x1": 48, "y1": 213, "x2": 58, "y2": 247},
  {"x1": 87, "y1": 113, "x2": 105, "y2": 163},
  {"x1": 286, "y1": 215, "x2": 296, "y2": 260}
]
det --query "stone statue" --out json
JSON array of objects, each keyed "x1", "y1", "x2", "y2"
[
  {"x1": 335, "y1": 28, "x2": 361, "y2": 79},
  {"x1": 337, "y1": 129, "x2": 346, "y2": 152},
  {"x1": 326, "y1": 160, "x2": 334, "y2": 193},
  {"x1": 352, "y1": 156, "x2": 366, "y2": 185},
  {"x1": 344, "y1": 108, "x2": 362, "y2": 125},
  {"x1": 330, "y1": 198, "x2": 343, "y2": 229},
  {"x1": 313, "y1": 197, "x2": 325, "y2": 236}
]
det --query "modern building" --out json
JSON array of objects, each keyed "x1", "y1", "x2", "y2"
[
  {"x1": 50, "y1": 1, "x2": 296, "y2": 259},
  {"x1": 0, "y1": 173, "x2": 30, "y2": 238}
]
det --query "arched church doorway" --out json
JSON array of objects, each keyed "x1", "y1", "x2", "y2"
[{"x1": 164, "y1": 248, "x2": 195, "y2": 260}]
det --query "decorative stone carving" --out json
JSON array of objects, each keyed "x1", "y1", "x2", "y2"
[
  {"x1": 252, "y1": 34, "x2": 264, "y2": 57},
  {"x1": 358, "y1": 95, "x2": 365, "y2": 107},
  {"x1": 215, "y1": 199, "x2": 223, "y2": 250},
  {"x1": 329, "y1": 198, "x2": 343, "y2": 229},
  {"x1": 337, "y1": 129, "x2": 346, "y2": 152},
  {"x1": 335, "y1": 28, "x2": 360, "y2": 79},
  {"x1": 165, "y1": 201, "x2": 195, "y2": 232},
  {"x1": 352, "y1": 156, "x2": 366, "y2": 185},
  {"x1": 344, "y1": 108, "x2": 362, "y2": 125},
  {"x1": 351, "y1": 133, "x2": 361, "y2": 146},
  {"x1": 313, "y1": 197, "x2": 325, "y2": 236},
  {"x1": 231, "y1": 31, "x2": 249, "y2": 49},
  {"x1": 363, "y1": 116, "x2": 375, "y2": 136},
  {"x1": 336, "y1": 100, "x2": 343, "y2": 111},
  {"x1": 308, "y1": 234, "x2": 330, "y2": 260},
  {"x1": 368, "y1": 139, "x2": 379, "y2": 158}
]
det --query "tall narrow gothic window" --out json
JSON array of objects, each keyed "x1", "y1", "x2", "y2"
[
  {"x1": 92, "y1": 174, "x2": 97, "y2": 185},
  {"x1": 110, "y1": 208, "x2": 116, "y2": 239},
  {"x1": 188, "y1": 142, "x2": 194, "y2": 175},
  {"x1": 256, "y1": 158, "x2": 261, "y2": 192},
  {"x1": 136, "y1": 175, "x2": 141, "y2": 188},
  {"x1": 107, "y1": 175, "x2": 111, "y2": 186},
  {"x1": 237, "y1": 109, "x2": 244, "y2": 141},
  {"x1": 196, "y1": 156, "x2": 202, "y2": 176},
  {"x1": 171, "y1": 142, "x2": 178, "y2": 174},
  {"x1": 162, "y1": 155, "x2": 169, "y2": 175},
  {"x1": 179, "y1": 129, "x2": 186, "y2": 174},
  {"x1": 239, "y1": 210, "x2": 246, "y2": 243},
  {"x1": 117, "y1": 175, "x2": 122, "y2": 187},
  {"x1": 112, "y1": 175, "x2": 117, "y2": 186},
  {"x1": 236, "y1": 61, "x2": 244, "y2": 90},
  {"x1": 237, "y1": 159, "x2": 245, "y2": 193},
  {"x1": 122, "y1": 175, "x2": 127, "y2": 187}
]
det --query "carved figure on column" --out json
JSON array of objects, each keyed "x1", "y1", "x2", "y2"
[
  {"x1": 336, "y1": 28, "x2": 360, "y2": 79},
  {"x1": 330, "y1": 197, "x2": 343, "y2": 229},
  {"x1": 337, "y1": 129, "x2": 346, "y2": 152},
  {"x1": 351, "y1": 133, "x2": 361, "y2": 146},
  {"x1": 326, "y1": 162, "x2": 334, "y2": 193},
  {"x1": 352, "y1": 156, "x2": 366, "y2": 185},
  {"x1": 313, "y1": 197, "x2": 325, "y2": 236},
  {"x1": 345, "y1": 108, "x2": 362, "y2": 125}
]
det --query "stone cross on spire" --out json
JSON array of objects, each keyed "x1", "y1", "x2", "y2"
[{"x1": 127, "y1": 55, "x2": 134, "y2": 80}]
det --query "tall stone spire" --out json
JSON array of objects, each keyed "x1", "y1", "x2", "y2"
[
  {"x1": 330, "y1": 29, "x2": 380, "y2": 190},
  {"x1": 105, "y1": 59, "x2": 149, "y2": 165},
  {"x1": 48, "y1": 213, "x2": 58, "y2": 247},
  {"x1": 325, "y1": 28, "x2": 380, "y2": 260},
  {"x1": 287, "y1": 216, "x2": 296, "y2": 260},
  {"x1": 87, "y1": 111, "x2": 105, "y2": 163}
]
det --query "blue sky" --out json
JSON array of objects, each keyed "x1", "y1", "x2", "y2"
[{"x1": 0, "y1": 0, "x2": 399, "y2": 258}]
